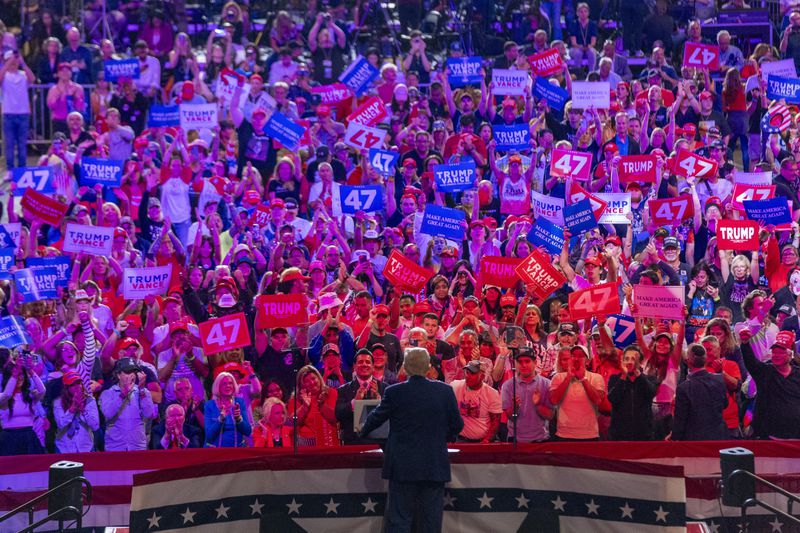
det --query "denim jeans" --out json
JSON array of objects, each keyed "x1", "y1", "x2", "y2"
[
  {"x1": 3, "y1": 113, "x2": 29, "y2": 170},
  {"x1": 541, "y1": 0, "x2": 563, "y2": 40}
]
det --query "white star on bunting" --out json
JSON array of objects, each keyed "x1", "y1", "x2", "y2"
[
  {"x1": 362, "y1": 498, "x2": 378, "y2": 513},
  {"x1": 215, "y1": 502, "x2": 230, "y2": 519},
  {"x1": 769, "y1": 517, "x2": 784, "y2": 532},
  {"x1": 515, "y1": 493, "x2": 530, "y2": 509},
  {"x1": 707, "y1": 522, "x2": 720, "y2": 533},
  {"x1": 443, "y1": 493, "x2": 456, "y2": 508},
  {"x1": 325, "y1": 497, "x2": 340, "y2": 514},
  {"x1": 654, "y1": 505, "x2": 669, "y2": 523},
  {"x1": 585, "y1": 499, "x2": 599, "y2": 515},
  {"x1": 146, "y1": 512, "x2": 161, "y2": 529},
  {"x1": 620, "y1": 502, "x2": 634, "y2": 519},
  {"x1": 250, "y1": 499, "x2": 264, "y2": 516},
  {"x1": 477, "y1": 492, "x2": 494, "y2": 509},
  {"x1": 286, "y1": 498, "x2": 302, "y2": 515},
  {"x1": 551, "y1": 495, "x2": 566, "y2": 512},
  {"x1": 180, "y1": 507, "x2": 196, "y2": 524}
]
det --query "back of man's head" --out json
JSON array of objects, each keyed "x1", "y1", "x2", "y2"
[
  {"x1": 403, "y1": 347, "x2": 431, "y2": 377},
  {"x1": 687, "y1": 343, "x2": 707, "y2": 370}
]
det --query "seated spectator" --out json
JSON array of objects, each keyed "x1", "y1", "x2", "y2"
[{"x1": 151, "y1": 404, "x2": 202, "y2": 449}]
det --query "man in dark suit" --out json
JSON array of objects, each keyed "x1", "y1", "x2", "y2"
[
  {"x1": 335, "y1": 349, "x2": 388, "y2": 444},
  {"x1": 360, "y1": 347, "x2": 464, "y2": 532},
  {"x1": 672, "y1": 344, "x2": 728, "y2": 441},
  {"x1": 150, "y1": 404, "x2": 203, "y2": 449}
]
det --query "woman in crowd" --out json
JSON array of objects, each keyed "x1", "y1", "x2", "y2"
[
  {"x1": 0, "y1": 351, "x2": 46, "y2": 455},
  {"x1": 52, "y1": 371, "x2": 99, "y2": 453},
  {"x1": 288, "y1": 366, "x2": 339, "y2": 447},
  {"x1": 252, "y1": 397, "x2": 292, "y2": 447},
  {"x1": 204, "y1": 372, "x2": 252, "y2": 447}
]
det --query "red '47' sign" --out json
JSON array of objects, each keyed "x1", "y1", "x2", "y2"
[
  {"x1": 550, "y1": 148, "x2": 593, "y2": 181},
  {"x1": 568, "y1": 282, "x2": 621, "y2": 321},
  {"x1": 344, "y1": 122, "x2": 386, "y2": 150},
  {"x1": 648, "y1": 195, "x2": 695, "y2": 226},
  {"x1": 683, "y1": 42, "x2": 719, "y2": 71},
  {"x1": 731, "y1": 184, "x2": 775, "y2": 211},
  {"x1": 673, "y1": 150, "x2": 718, "y2": 179},
  {"x1": 198, "y1": 312, "x2": 251, "y2": 355}
]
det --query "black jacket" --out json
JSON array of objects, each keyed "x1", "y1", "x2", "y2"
[
  {"x1": 607, "y1": 373, "x2": 657, "y2": 440},
  {"x1": 335, "y1": 378, "x2": 388, "y2": 444},
  {"x1": 672, "y1": 369, "x2": 728, "y2": 441}
]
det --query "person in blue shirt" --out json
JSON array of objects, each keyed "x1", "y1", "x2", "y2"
[
  {"x1": 204, "y1": 372, "x2": 252, "y2": 447},
  {"x1": 568, "y1": 3, "x2": 599, "y2": 72}
]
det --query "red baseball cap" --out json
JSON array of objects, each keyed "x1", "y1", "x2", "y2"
[
  {"x1": 374, "y1": 304, "x2": 390, "y2": 315},
  {"x1": 124, "y1": 315, "x2": 142, "y2": 329},
  {"x1": 500, "y1": 293, "x2": 517, "y2": 307},
  {"x1": 584, "y1": 256, "x2": 603, "y2": 267},
  {"x1": 119, "y1": 337, "x2": 141, "y2": 350},
  {"x1": 413, "y1": 301, "x2": 432, "y2": 314},
  {"x1": 62, "y1": 371, "x2": 81, "y2": 386},
  {"x1": 773, "y1": 330, "x2": 796, "y2": 350}
]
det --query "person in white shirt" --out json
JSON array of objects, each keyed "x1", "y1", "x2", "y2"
[
  {"x1": 0, "y1": 49, "x2": 35, "y2": 170},
  {"x1": 451, "y1": 361, "x2": 502, "y2": 442},
  {"x1": 133, "y1": 40, "x2": 161, "y2": 99}
]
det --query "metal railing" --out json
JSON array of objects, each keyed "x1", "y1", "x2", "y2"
[
  {"x1": 729, "y1": 469, "x2": 800, "y2": 533},
  {"x1": 0, "y1": 475, "x2": 91, "y2": 532}
]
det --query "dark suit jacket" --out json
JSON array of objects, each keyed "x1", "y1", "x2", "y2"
[
  {"x1": 360, "y1": 375, "x2": 464, "y2": 482},
  {"x1": 672, "y1": 369, "x2": 728, "y2": 441},
  {"x1": 150, "y1": 421, "x2": 203, "y2": 450},
  {"x1": 335, "y1": 379, "x2": 388, "y2": 444}
]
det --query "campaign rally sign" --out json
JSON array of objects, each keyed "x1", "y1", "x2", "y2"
[
  {"x1": 347, "y1": 96, "x2": 389, "y2": 127},
  {"x1": 571, "y1": 81, "x2": 610, "y2": 109},
  {"x1": 339, "y1": 55, "x2": 379, "y2": 96},
  {"x1": 743, "y1": 197, "x2": 792, "y2": 225},
  {"x1": 682, "y1": 42, "x2": 719, "y2": 70},
  {"x1": 604, "y1": 314, "x2": 637, "y2": 350},
  {"x1": 634, "y1": 285, "x2": 685, "y2": 320},
  {"x1": 264, "y1": 112, "x2": 305, "y2": 151},
  {"x1": 63, "y1": 224, "x2": 115, "y2": 256},
  {"x1": 446, "y1": 57, "x2": 482, "y2": 87},
  {"x1": 420, "y1": 205, "x2": 466, "y2": 241},
  {"x1": 344, "y1": 122, "x2": 386, "y2": 151},
  {"x1": 515, "y1": 249, "x2": 566, "y2": 299},
  {"x1": 26, "y1": 256, "x2": 71, "y2": 288},
  {"x1": 368, "y1": 149, "x2": 399, "y2": 177},
  {"x1": 12, "y1": 167, "x2": 55, "y2": 197},
  {"x1": 310, "y1": 83, "x2": 351, "y2": 105},
  {"x1": 382, "y1": 250, "x2": 433, "y2": 292},
  {"x1": 214, "y1": 68, "x2": 245, "y2": 107},
  {"x1": 564, "y1": 199, "x2": 599, "y2": 233},
  {"x1": 532, "y1": 76, "x2": 569, "y2": 111},
  {"x1": 491, "y1": 69, "x2": 529, "y2": 96},
  {"x1": 528, "y1": 49, "x2": 563, "y2": 77},
  {"x1": 122, "y1": 265, "x2": 172, "y2": 300},
  {"x1": 179, "y1": 103, "x2": 218, "y2": 130},
  {"x1": 569, "y1": 182, "x2": 607, "y2": 221},
  {"x1": 0, "y1": 316, "x2": 32, "y2": 349},
  {"x1": 648, "y1": 195, "x2": 694, "y2": 227},
  {"x1": 618, "y1": 155, "x2": 657, "y2": 184},
  {"x1": 733, "y1": 170, "x2": 773, "y2": 185},
  {"x1": 532, "y1": 191, "x2": 564, "y2": 225},
  {"x1": 480, "y1": 256, "x2": 524, "y2": 289},
  {"x1": 249, "y1": 204, "x2": 270, "y2": 227},
  {"x1": 434, "y1": 162, "x2": 476, "y2": 193},
  {"x1": 550, "y1": 148, "x2": 593, "y2": 180},
  {"x1": 596, "y1": 193, "x2": 632, "y2": 224},
  {"x1": 766, "y1": 75, "x2": 800, "y2": 104},
  {"x1": 104, "y1": 58, "x2": 140, "y2": 81},
  {"x1": 673, "y1": 150, "x2": 718, "y2": 179},
  {"x1": 0, "y1": 223, "x2": 21, "y2": 249},
  {"x1": 731, "y1": 184, "x2": 775, "y2": 211},
  {"x1": 199, "y1": 312, "x2": 251, "y2": 355},
  {"x1": 717, "y1": 220, "x2": 760, "y2": 251},
  {"x1": 147, "y1": 105, "x2": 181, "y2": 127},
  {"x1": 80, "y1": 158, "x2": 124, "y2": 188},
  {"x1": 14, "y1": 267, "x2": 58, "y2": 302},
  {"x1": 568, "y1": 282, "x2": 621, "y2": 321},
  {"x1": 527, "y1": 216, "x2": 565, "y2": 254},
  {"x1": 0, "y1": 249, "x2": 14, "y2": 280},
  {"x1": 337, "y1": 185, "x2": 384, "y2": 214},
  {"x1": 255, "y1": 294, "x2": 309, "y2": 329},
  {"x1": 493, "y1": 124, "x2": 530, "y2": 151},
  {"x1": 20, "y1": 189, "x2": 67, "y2": 226},
  {"x1": 760, "y1": 59, "x2": 797, "y2": 82}
]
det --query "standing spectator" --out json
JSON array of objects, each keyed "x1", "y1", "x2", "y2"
[
  {"x1": 97, "y1": 108, "x2": 135, "y2": 161},
  {"x1": 0, "y1": 353, "x2": 46, "y2": 455},
  {"x1": 549, "y1": 346, "x2": 606, "y2": 441},
  {"x1": 308, "y1": 13, "x2": 347, "y2": 85},
  {"x1": 501, "y1": 350, "x2": 554, "y2": 443},
  {"x1": 671, "y1": 344, "x2": 728, "y2": 440},
  {"x1": 59, "y1": 27, "x2": 93, "y2": 84},
  {"x1": 717, "y1": 30, "x2": 744, "y2": 74},
  {"x1": 100, "y1": 358, "x2": 156, "y2": 451},
  {"x1": 36, "y1": 37, "x2": 61, "y2": 85},
  {"x1": 139, "y1": 11, "x2": 174, "y2": 60},
  {"x1": 287, "y1": 365, "x2": 340, "y2": 447},
  {"x1": 780, "y1": 11, "x2": 800, "y2": 74},
  {"x1": 335, "y1": 349, "x2": 387, "y2": 444},
  {"x1": 0, "y1": 49, "x2": 35, "y2": 171},
  {"x1": 607, "y1": 346, "x2": 657, "y2": 440},
  {"x1": 133, "y1": 40, "x2": 162, "y2": 100},
  {"x1": 52, "y1": 371, "x2": 100, "y2": 453},
  {"x1": 569, "y1": 3, "x2": 598, "y2": 72},
  {"x1": 359, "y1": 348, "x2": 464, "y2": 533},
  {"x1": 204, "y1": 372, "x2": 252, "y2": 447},
  {"x1": 451, "y1": 360, "x2": 502, "y2": 442},
  {"x1": 722, "y1": 68, "x2": 750, "y2": 171},
  {"x1": 47, "y1": 63, "x2": 86, "y2": 134}
]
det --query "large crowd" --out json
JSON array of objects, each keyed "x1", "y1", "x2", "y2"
[{"x1": 1, "y1": 0, "x2": 800, "y2": 455}]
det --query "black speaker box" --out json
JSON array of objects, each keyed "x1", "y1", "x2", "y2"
[
  {"x1": 48, "y1": 461, "x2": 84, "y2": 516},
  {"x1": 720, "y1": 447, "x2": 755, "y2": 507}
]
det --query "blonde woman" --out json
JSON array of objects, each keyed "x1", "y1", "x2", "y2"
[
  {"x1": 253, "y1": 397, "x2": 293, "y2": 447},
  {"x1": 287, "y1": 365, "x2": 339, "y2": 447},
  {"x1": 204, "y1": 372, "x2": 252, "y2": 447}
]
